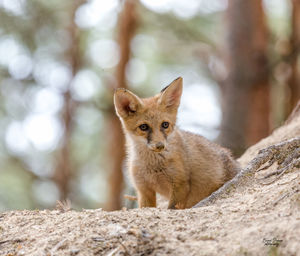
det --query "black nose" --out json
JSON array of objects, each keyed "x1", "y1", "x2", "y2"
[{"x1": 156, "y1": 142, "x2": 165, "y2": 150}]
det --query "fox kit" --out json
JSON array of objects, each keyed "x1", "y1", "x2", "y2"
[{"x1": 114, "y1": 77, "x2": 239, "y2": 209}]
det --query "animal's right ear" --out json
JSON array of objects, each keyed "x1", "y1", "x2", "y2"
[
  {"x1": 114, "y1": 89, "x2": 143, "y2": 118},
  {"x1": 159, "y1": 77, "x2": 183, "y2": 110}
]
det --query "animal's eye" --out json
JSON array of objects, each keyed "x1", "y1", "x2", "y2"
[
  {"x1": 139, "y1": 124, "x2": 149, "y2": 131},
  {"x1": 161, "y1": 122, "x2": 169, "y2": 129}
]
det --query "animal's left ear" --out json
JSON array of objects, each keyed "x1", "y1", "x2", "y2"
[
  {"x1": 159, "y1": 77, "x2": 183, "y2": 109},
  {"x1": 114, "y1": 88, "x2": 143, "y2": 119}
]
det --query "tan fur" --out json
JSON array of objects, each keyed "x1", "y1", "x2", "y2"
[{"x1": 114, "y1": 77, "x2": 240, "y2": 209}]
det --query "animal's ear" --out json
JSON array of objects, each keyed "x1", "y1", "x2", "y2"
[
  {"x1": 114, "y1": 88, "x2": 143, "y2": 118},
  {"x1": 159, "y1": 77, "x2": 183, "y2": 109}
]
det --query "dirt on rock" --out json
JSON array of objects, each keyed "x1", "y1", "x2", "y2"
[{"x1": 1, "y1": 114, "x2": 300, "y2": 256}]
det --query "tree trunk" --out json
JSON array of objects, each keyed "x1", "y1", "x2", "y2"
[
  {"x1": 287, "y1": 0, "x2": 300, "y2": 115},
  {"x1": 218, "y1": 0, "x2": 270, "y2": 157},
  {"x1": 105, "y1": 0, "x2": 137, "y2": 211},
  {"x1": 53, "y1": 0, "x2": 83, "y2": 201}
]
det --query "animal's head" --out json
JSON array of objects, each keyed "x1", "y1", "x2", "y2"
[{"x1": 114, "y1": 77, "x2": 183, "y2": 152}]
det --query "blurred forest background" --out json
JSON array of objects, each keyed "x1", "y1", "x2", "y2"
[{"x1": 0, "y1": 0, "x2": 299, "y2": 211}]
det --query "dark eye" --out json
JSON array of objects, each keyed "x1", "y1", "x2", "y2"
[
  {"x1": 161, "y1": 122, "x2": 169, "y2": 129},
  {"x1": 139, "y1": 124, "x2": 149, "y2": 131}
]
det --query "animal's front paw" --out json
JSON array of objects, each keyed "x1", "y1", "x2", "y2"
[{"x1": 167, "y1": 202, "x2": 176, "y2": 210}]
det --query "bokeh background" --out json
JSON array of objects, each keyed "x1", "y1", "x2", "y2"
[{"x1": 0, "y1": 0, "x2": 299, "y2": 211}]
